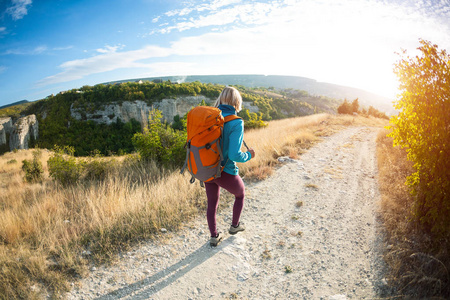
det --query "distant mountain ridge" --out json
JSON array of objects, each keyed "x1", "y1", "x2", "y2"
[
  {"x1": 0, "y1": 100, "x2": 29, "y2": 110},
  {"x1": 105, "y1": 74, "x2": 395, "y2": 114}
]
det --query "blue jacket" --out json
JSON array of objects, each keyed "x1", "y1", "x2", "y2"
[{"x1": 219, "y1": 104, "x2": 252, "y2": 175}]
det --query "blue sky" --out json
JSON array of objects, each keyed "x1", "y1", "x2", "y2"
[{"x1": 1, "y1": 0, "x2": 450, "y2": 107}]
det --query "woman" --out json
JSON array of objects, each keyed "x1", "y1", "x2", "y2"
[{"x1": 206, "y1": 86, "x2": 255, "y2": 247}]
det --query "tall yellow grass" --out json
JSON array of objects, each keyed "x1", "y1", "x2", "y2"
[
  {"x1": 241, "y1": 113, "x2": 387, "y2": 179},
  {"x1": 0, "y1": 152, "x2": 205, "y2": 298},
  {"x1": 0, "y1": 113, "x2": 387, "y2": 298},
  {"x1": 240, "y1": 114, "x2": 327, "y2": 179}
]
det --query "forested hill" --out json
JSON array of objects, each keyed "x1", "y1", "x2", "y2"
[
  {"x1": 0, "y1": 100, "x2": 29, "y2": 110},
  {"x1": 107, "y1": 74, "x2": 394, "y2": 114},
  {"x1": 1, "y1": 81, "x2": 339, "y2": 156}
]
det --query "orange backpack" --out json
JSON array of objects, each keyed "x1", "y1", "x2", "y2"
[{"x1": 181, "y1": 106, "x2": 241, "y2": 184}]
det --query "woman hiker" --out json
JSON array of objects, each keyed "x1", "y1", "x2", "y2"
[{"x1": 206, "y1": 86, "x2": 255, "y2": 247}]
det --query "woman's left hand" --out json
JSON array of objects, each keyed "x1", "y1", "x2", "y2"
[{"x1": 248, "y1": 148, "x2": 255, "y2": 158}]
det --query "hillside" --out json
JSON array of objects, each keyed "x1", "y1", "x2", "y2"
[
  {"x1": 0, "y1": 101, "x2": 32, "y2": 118},
  {"x1": 1, "y1": 81, "x2": 340, "y2": 156},
  {"x1": 106, "y1": 75, "x2": 395, "y2": 115},
  {"x1": 0, "y1": 100, "x2": 29, "y2": 110}
]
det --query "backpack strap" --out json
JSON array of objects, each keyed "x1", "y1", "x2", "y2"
[
  {"x1": 224, "y1": 114, "x2": 241, "y2": 123},
  {"x1": 180, "y1": 141, "x2": 190, "y2": 175},
  {"x1": 223, "y1": 114, "x2": 249, "y2": 150}
]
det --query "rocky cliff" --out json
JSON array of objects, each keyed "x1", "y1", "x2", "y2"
[
  {"x1": 0, "y1": 124, "x2": 4, "y2": 146},
  {"x1": 8, "y1": 115, "x2": 39, "y2": 151},
  {"x1": 70, "y1": 96, "x2": 215, "y2": 127},
  {"x1": 0, "y1": 117, "x2": 13, "y2": 146},
  {"x1": 69, "y1": 96, "x2": 259, "y2": 127}
]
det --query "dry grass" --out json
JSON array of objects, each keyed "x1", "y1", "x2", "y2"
[
  {"x1": 242, "y1": 114, "x2": 328, "y2": 178},
  {"x1": 240, "y1": 113, "x2": 386, "y2": 180},
  {"x1": 0, "y1": 113, "x2": 387, "y2": 298},
  {"x1": 376, "y1": 129, "x2": 450, "y2": 298},
  {"x1": 0, "y1": 151, "x2": 204, "y2": 298}
]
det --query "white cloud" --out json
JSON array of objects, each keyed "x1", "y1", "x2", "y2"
[
  {"x1": 164, "y1": 0, "x2": 241, "y2": 18},
  {"x1": 199, "y1": 0, "x2": 242, "y2": 12},
  {"x1": 96, "y1": 44, "x2": 125, "y2": 54},
  {"x1": 53, "y1": 46, "x2": 73, "y2": 51},
  {"x1": 4, "y1": 45, "x2": 47, "y2": 55},
  {"x1": 0, "y1": 66, "x2": 7, "y2": 74},
  {"x1": 37, "y1": 46, "x2": 171, "y2": 86},
  {"x1": 159, "y1": 1, "x2": 273, "y2": 33},
  {"x1": 165, "y1": 6, "x2": 194, "y2": 17},
  {"x1": 0, "y1": 27, "x2": 6, "y2": 32},
  {"x1": 6, "y1": 0, "x2": 32, "y2": 20},
  {"x1": 33, "y1": 45, "x2": 47, "y2": 54}
]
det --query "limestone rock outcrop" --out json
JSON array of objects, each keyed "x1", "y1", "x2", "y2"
[
  {"x1": 242, "y1": 101, "x2": 259, "y2": 113},
  {"x1": 70, "y1": 96, "x2": 214, "y2": 127},
  {"x1": 0, "y1": 125, "x2": 3, "y2": 145},
  {"x1": 9, "y1": 115, "x2": 39, "y2": 150},
  {"x1": 0, "y1": 117, "x2": 13, "y2": 148},
  {"x1": 70, "y1": 97, "x2": 261, "y2": 128}
]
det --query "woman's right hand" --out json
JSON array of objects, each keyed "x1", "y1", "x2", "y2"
[{"x1": 248, "y1": 148, "x2": 255, "y2": 159}]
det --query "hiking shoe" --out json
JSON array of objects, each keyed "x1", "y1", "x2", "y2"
[
  {"x1": 210, "y1": 233, "x2": 223, "y2": 247},
  {"x1": 229, "y1": 223, "x2": 245, "y2": 235}
]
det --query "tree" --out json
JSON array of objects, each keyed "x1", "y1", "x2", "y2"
[
  {"x1": 132, "y1": 109, "x2": 186, "y2": 167},
  {"x1": 388, "y1": 39, "x2": 450, "y2": 237},
  {"x1": 351, "y1": 98, "x2": 359, "y2": 113},
  {"x1": 337, "y1": 99, "x2": 352, "y2": 114}
]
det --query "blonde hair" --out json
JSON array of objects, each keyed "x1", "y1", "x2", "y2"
[{"x1": 214, "y1": 86, "x2": 242, "y2": 112}]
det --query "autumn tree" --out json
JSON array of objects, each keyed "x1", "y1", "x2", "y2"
[
  {"x1": 337, "y1": 99, "x2": 352, "y2": 114},
  {"x1": 389, "y1": 40, "x2": 450, "y2": 237},
  {"x1": 351, "y1": 98, "x2": 359, "y2": 113}
]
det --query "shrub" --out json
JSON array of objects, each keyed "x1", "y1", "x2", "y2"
[
  {"x1": 84, "y1": 150, "x2": 115, "y2": 181},
  {"x1": 239, "y1": 109, "x2": 268, "y2": 130},
  {"x1": 22, "y1": 149, "x2": 44, "y2": 183},
  {"x1": 368, "y1": 106, "x2": 389, "y2": 119},
  {"x1": 47, "y1": 146, "x2": 84, "y2": 185},
  {"x1": 337, "y1": 99, "x2": 352, "y2": 114},
  {"x1": 171, "y1": 114, "x2": 187, "y2": 131},
  {"x1": 389, "y1": 39, "x2": 450, "y2": 238},
  {"x1": 337, "y1": 98, "x2": 389, "y2": 119}
]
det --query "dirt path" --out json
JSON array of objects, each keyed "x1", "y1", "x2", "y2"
[{"x1": 67, "y1": 126, "x2": 389, "y2": 300}]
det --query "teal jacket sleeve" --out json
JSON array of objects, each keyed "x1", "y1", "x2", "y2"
[{"x1": 227, "y1": 119, "x2": 252, "y2": 163}]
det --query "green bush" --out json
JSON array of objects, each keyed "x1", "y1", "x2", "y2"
[
  {"x1": 389, "y1": 40, "x2": 450, "y2": 238},
  {"x1": 47, "y1": 146, "x2": 84, "y2": 185},
  {"x1": 239, "y1": 109, "x2": 268, "y2": 130},
  {"x1": 84, "y1": 150, "x2": 115, "y2": 181},
  {"x1": 171, "y1": 114, "x2": 187, "y2": 131},
  {"x1": 132, "y1": 109, "x2": 186, "y2": 168},
  {"x1": 22, "y1": 149, "x2": 44, "y2": 183}
]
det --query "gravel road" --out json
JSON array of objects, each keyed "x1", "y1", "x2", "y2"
[{"x1": 67, "y1": 126, "x2": 390, "y2": 300}]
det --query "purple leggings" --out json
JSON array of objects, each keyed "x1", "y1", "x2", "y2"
[{"x1": 204, "y1": 172, "x2": 245, "y2": 237}]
